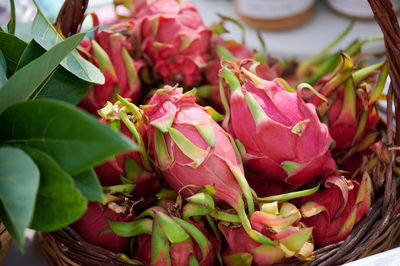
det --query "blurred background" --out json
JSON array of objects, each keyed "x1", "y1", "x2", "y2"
[{"x1": 0, "y1": 0, "x2": 396, "y2": 59}]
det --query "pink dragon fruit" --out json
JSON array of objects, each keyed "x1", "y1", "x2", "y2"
[
  {"x1": 306, "y1": 53, "x2": 387, "y2": 151},
  {"x1": 135, "y1": 208, "x2": 218, "y2": 265},
  {"x1": 220, "y1": 201, "x2": 313, "y2": 265},
  {"x1": 128, "y1": 0, "x2": 212, "y2": 86},
  {"x1": 108, "y1": 188, "x2": 220, "y2": 265},
  {"x1": 73, "y1": 201, "x2": 135, "y2": 253},
  {"x1": 220, "y1": 62, "x2": 336, "y2": 188},
  {"x1": 142, "y1": 86, "x2": 274, "y2": 245},
  {"x1": 201, "y1": 18, "x2": 283, "y2": 112},
  {"x1": 79, "y1": 25, "x2": 143, "y2": 115},
  {"x1": 95, "y1": 98, "x2": 160, "y2": 201},
  {"x1": 300, "y1": 173, "x2": 373, "y2": 248}
]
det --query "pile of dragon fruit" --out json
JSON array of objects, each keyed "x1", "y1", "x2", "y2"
[{"x1": 72, "y1": 0, "x2": 389, "y2": 264}]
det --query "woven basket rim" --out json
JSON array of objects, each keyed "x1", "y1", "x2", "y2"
[{"x1": 0, "y1": 223, "x2": 13, "y2": 265}]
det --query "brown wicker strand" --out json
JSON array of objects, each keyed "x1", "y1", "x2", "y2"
[
  {"x1": 40, "y1": 227, "x2": 130, "y2": 266},
  {"x1": 0, "y1": 223, "x2": 13, "y2": 265}
]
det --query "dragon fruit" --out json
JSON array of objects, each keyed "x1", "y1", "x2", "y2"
[
  {"x1": 300, "y1": 173, "x2": 373, "y2": 248},
  {"x1": 220, "y1": 202, "x2": 313, "y2": 265},
  {"x1": 108, "y1": 188, "x2": 220, "y2": 265},
  {"x1": 306, "y1": 53, "x2": 388, "y2": 151},
  {"x1": 142, "y1": 86, "x2": 274, "y2": 245},
  {"x1": 220, "y1": 62, "x2": 336, "y2": 188},
  {"x1": 127, "y1": 0, "x2": 212, "y2": 86},
  {"x1": 73, "y1": 201, "x2": 135, "y2": 253},
  {"x1": 79, "y1": 26, "x2": 143, "y2": 115},
  {"x1": 201, "y1": 18, "x2": 283, "y2": 112},
  {"x1": 95, "y1": 98, "x2": 160, "y2": 201}
]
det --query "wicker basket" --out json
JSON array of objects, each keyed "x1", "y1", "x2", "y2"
[
  {"x1": 39, "y1": 0, "x2": 400, "y2": 265},
  {"x1": 0, "y1": 223, "x2": 12, "y2": 265}
]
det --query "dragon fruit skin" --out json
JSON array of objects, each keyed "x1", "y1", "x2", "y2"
[
  {"x1": 78, "y1": 30, "x2": 143, "y2": 115},
  {"x1": 220, "y1": 202, "x2": 313, "y2": 265},
  {"x1": 130, "y1": 0, "x2": 212, "y2": 86},
  {"x1": 73, "y1": 202, "x2": 134, "y2": 253},
  {"x1": 221, "y1": 65, "x2": 336, "y2": 188},
  {"x1": 142, "y1": 87, "x2": 244, "y2": 208},
  {"x1": 245, "y1": 168, "x2": 288, "y2": 198},
  {"x1": 300, "y1": 174, "x2": 373, "y2": 248}
]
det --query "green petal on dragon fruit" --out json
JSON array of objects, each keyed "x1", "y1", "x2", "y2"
[
  {"x1": 304, "y1": 53, "x2": 388, "y2": 153},
  {"x1": 124, "y1": 0, "x2": 212, "y2": 86},
  {"x1": 78, "y1": 17, "x2": 143, "y2": 115},
  {"x1": 142, "y1": 85, "x2": 275, "y2": 245},
  {"x1": 220, "y1": 61, "x2": 336, "y2": 188}
]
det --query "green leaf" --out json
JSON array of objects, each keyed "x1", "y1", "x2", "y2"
[
  {"x1": 16, "y1": 40, "x2": 90, "y2": 104},
  {"x1": 0, "y1": 99, "x2": 138, "y2": 175},
  {"x1": 31, "y1": 0, "x2": 105, "y2": 84},
  {"x1": 16, "y1": 39, "x2": 45, "y2": 70},
  {"x1": 36, "y1": 66, "x2": 91, "y2": 105},
  {"x1": 0, "y1": 32, "x2": 27, "y2": 74},
  {"x1": 7, "y1": 0, "x2": 16, "y2": 35},
  {"x1": 73, "y1": 168, "x2": 105, "y2": 202},
  {"x1": 21, "y1": 147, "x2": 87, "y2": 232},
  {"x1": 0, "y1": 51, "x2": 7, "y2": 87},
  {"x1": 0, "y1": 147, "x2": 39, "y2": 249},
  {"x1": 0, "y1": 32, "x2": 87, "y2": 113}
]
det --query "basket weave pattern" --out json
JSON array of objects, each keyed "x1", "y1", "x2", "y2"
[
  {"x1": 0, "y1": 223, "x2": 12, "y2": 264},
  {"x1": 39, "y1": 0, "x2": 400, "y2": 265}
]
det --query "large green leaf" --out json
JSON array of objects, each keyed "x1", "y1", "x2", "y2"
[
  {"x1": 16, "y1": 39, "x2": 46, "y2": 70},
  {"x1": 0, "y1": 147, "x2": 39, "y2": 249},
  {"x1": 0, "y1": 99, "x2": 138, "y2": 175},
  {"x1": 36, "y1": 66, "x2": 90, "y2": 105},
  {"x1": 22, "y1": 147, "x2": 87, "y2": 232},
  {"x1": 0, "y1": 32, "x2": 27, "y2": 75},
  {"x1": 73, "y1": 168, "x2": 105, "y2": 202},
  {"x1": 0, "y1": 51, "x2": 7, "y2": 86},
  {"x1": 16, "y1": 39, "x2": 90, "y2": 104},
  {"x1": 31, "y1": 0, "x2": 104, "y2": 84},
  {"x1": 0, "y1": 32, "x2": 87, "y2": 113}
]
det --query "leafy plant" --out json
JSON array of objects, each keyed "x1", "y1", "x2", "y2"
[{"x1": 0, "y1": 0, "x2": 137, "y2": 250}]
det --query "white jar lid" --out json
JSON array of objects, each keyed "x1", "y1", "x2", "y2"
[
  {"x1": 327, "y1": 0, "x2": 400, "y2": 18},
  {"x1": 237, "y1": 0, "x2": 315, "y2": 20}
]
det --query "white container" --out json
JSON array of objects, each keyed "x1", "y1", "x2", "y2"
[
  {"x1": 327, "y1": 0, "x2": 400, "y2": 19},
  {"x1": 235, "y1": 0, "x2": 316, "y2": 31}
]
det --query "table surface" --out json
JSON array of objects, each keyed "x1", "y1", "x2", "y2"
[{"x1": 2, "y1": 0, "x2": 397, "y2": 265}]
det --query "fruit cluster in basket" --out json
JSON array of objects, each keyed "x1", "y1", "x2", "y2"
[{"x1": 72, "y1": 0, "x2": 389, "y2": 264}]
